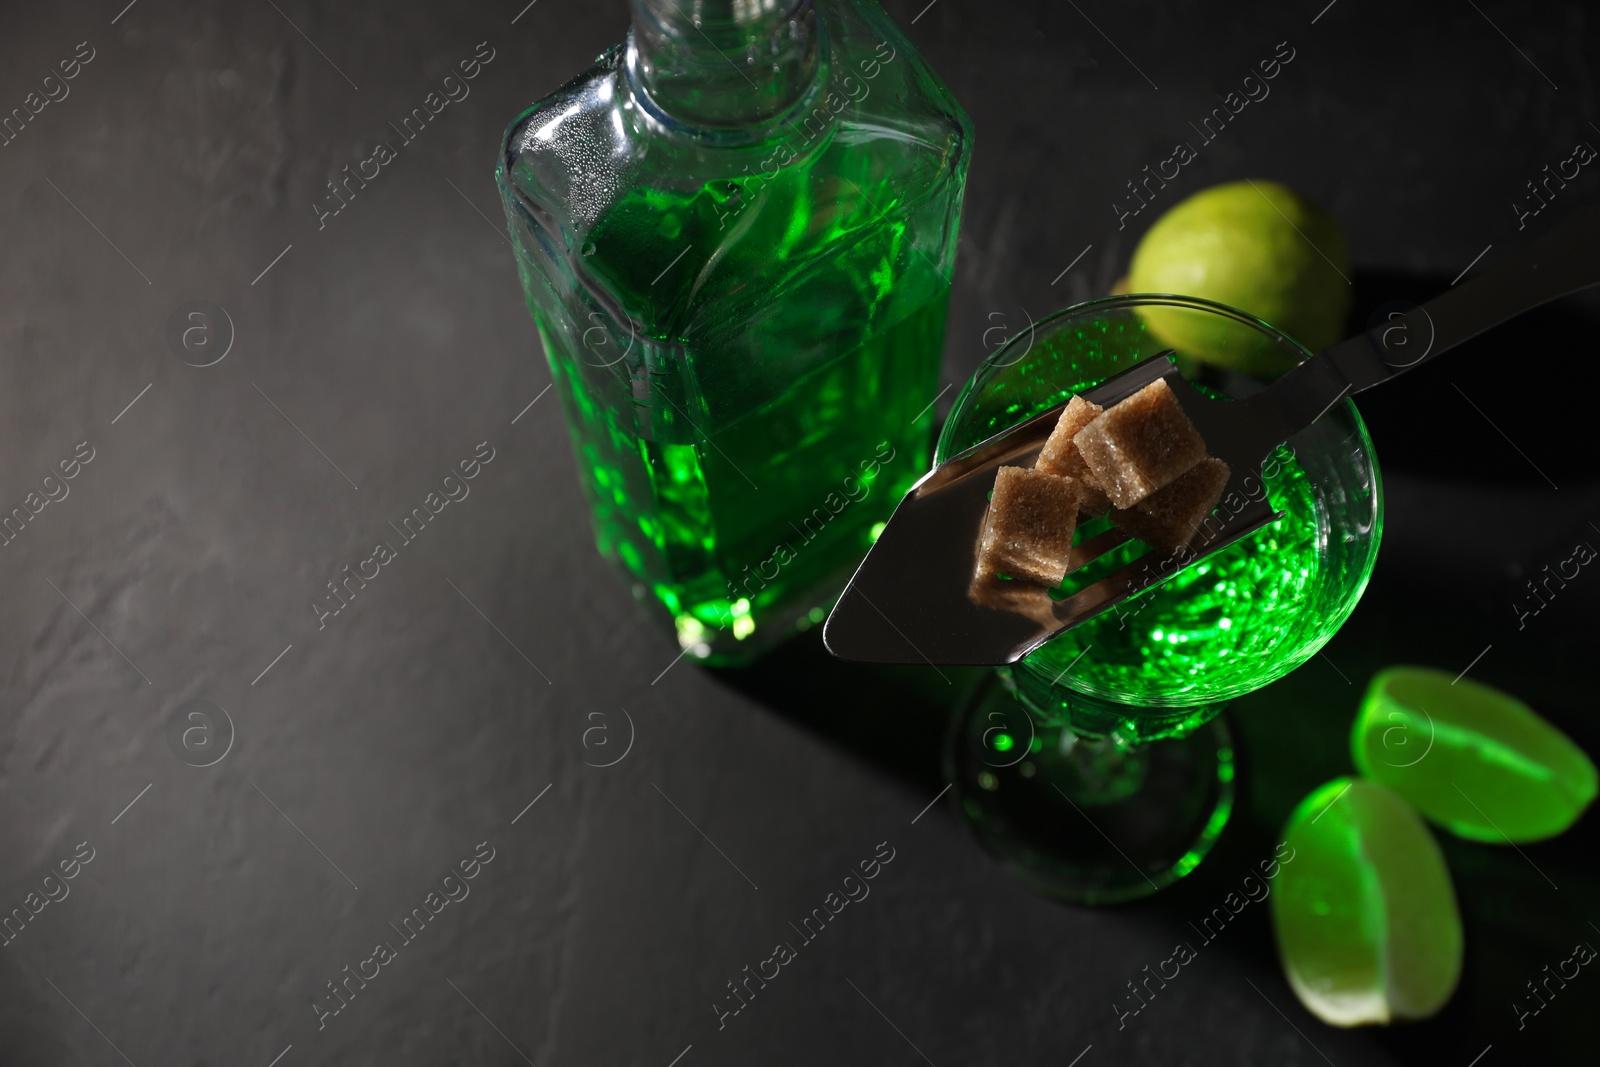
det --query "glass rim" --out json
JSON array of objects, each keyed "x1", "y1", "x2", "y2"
[
  {"x1": 941, "y1": 292, "x2": 1332, "y2": 465},
  {"x1": 993, "y1": 291, "x2": 1313, "y2": 364}
]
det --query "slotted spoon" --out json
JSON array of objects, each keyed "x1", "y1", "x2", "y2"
[{"x1": 824, "y1": 200, "x2": 1600, "y2": 666}]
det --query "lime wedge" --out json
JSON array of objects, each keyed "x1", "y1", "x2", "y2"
[
  {"x1": 1353, "y1": 666, "x2": 1597, "y2": 843},
  {"x1": 1271, "y1": 778, "x2": 1462, "y2": 1026}
]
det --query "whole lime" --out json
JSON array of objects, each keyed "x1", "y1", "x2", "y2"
[{"x1": 1128, "y1": 180, "x2": 1351, "y2": 375}]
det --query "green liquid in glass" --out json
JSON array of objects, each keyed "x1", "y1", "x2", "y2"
[{"x1": 1016, "y1": 442, "x2": 1320, "y2": 737}]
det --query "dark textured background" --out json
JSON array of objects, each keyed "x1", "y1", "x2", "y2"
[{"x1": 1, "y1": 1, "x2": 1597, "y2": 1064}]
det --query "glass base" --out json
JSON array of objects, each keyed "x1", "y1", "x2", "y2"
[{"x1": 945, "y1": 672, "x2": 1234, "y2": 905}]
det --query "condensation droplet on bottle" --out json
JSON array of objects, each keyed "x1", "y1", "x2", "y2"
[{"x1": 581, "y1": 241, "x2": 597, "y2": 256}]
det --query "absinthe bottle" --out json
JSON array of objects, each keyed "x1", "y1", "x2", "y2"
[{"x1": 498, "y1": 0, "x2": 972, "y2": 663}]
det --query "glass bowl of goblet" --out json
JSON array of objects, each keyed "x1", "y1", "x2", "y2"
[{"x1": 940, "y1": 294, "x2": 1382, "y2": 904}]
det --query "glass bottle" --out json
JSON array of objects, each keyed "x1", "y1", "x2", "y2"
[{"x1": 496, "y1": 0, "x2": 972, "y2": 663}]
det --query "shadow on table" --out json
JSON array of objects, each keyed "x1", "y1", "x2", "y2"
[
  {"x1": 711, "y1": 627, "x2": 985, "y2": 795},
  {"x1": 1344, "y1": 267, "x2": 1600, "y2": 485}
]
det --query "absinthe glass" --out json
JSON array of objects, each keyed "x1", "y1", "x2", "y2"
[{"x1": 937, "y1": 296, "x2": 1381, "y2": 903}]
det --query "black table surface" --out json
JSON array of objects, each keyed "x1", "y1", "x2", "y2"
[{"x1": 2, "y1": 1, "x2": 1597, "y2": 1064}]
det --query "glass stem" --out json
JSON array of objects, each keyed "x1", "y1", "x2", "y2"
[{"x1": 1053, "y1": 730, "x2": 1149, "y2": 805}]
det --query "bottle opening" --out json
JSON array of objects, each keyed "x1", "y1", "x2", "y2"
[{"x1": 626, "y1": 0, "x2": 824, "y2": 137}]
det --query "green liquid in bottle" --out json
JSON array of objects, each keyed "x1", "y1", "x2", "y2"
[{"x1": 561, "y1": 177, "x2": 950, "y2": 650}]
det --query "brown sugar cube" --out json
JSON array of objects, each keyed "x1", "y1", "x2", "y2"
[
  {"x1": 1036, "y1": 395, "x2": 1113, "y2": 516},
  {"x1": 1110, "y1": 457, "x2": 1232, "y2": 554},
  {"x1": 968, "y1": 572, "x2": 1060, "y2": 627},
  {"x1": 976, "y1": 466, "x2": 1083, "y2": 586},
  {"x1": 1073, "y1": 378, "x2": 1208, "y2": 508},
  {"x1": 1037, "y1": 396, "x2": 1102, "y2": 473}
]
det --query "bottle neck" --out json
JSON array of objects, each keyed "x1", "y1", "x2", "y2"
[{"x1": 627, "y1": 0, "x2": 821, "y2": 134}]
